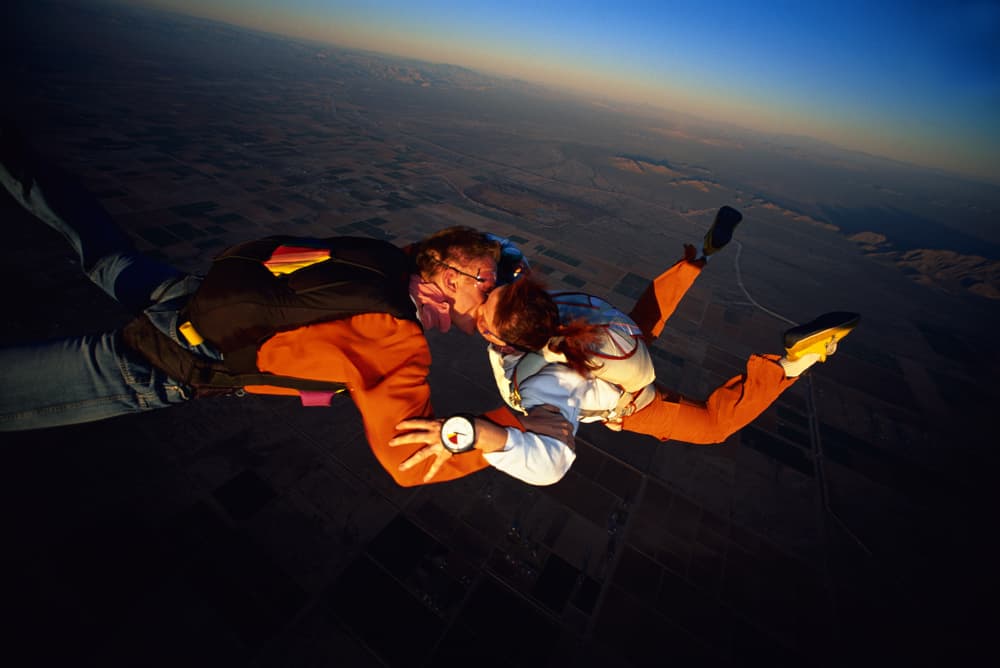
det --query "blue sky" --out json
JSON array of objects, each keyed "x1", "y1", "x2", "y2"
[{"x1": 134, "y1": 1, "x2": 1000, "y2": 183}]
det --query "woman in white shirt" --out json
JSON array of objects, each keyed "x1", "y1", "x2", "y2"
[{"x1": 391, "y1": 208, "x2": 858, "y2": 486}]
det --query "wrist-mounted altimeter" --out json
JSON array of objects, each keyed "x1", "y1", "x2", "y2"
[{"x1": 440, "y1": 414, "x2": 477, "y2": 453}]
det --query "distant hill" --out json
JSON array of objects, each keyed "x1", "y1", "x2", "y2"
[{"x1": 850, "y1": 233, "x2": 1000, "y2": 300}]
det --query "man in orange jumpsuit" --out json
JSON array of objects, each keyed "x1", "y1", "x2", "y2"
[{"x1": 0, "y1": 126, "x2": 565, "y2": 487}]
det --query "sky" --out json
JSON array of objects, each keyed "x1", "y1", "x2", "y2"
[{"x1": 131, "y1": 0, "x2": 1000, "y2": 184}]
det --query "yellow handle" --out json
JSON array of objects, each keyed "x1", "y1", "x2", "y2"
[{"x1": 179, "y1": 321, "x2": 204, "y2": 346}]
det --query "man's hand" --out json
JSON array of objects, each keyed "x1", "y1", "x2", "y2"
[
  {"x1": 390, "y1": 406, "x2": 574, "y2": 483},
  {"x1": 389, "y1": 418, "x2": 452, "y2": 483},
  {"x1": 520, "y1": 404, "x2": 575, "y2": 450}
]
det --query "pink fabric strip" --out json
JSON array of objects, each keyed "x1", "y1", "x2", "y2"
[{"x1": 299, "y1": 390, "x2": 336, "y2": 407}]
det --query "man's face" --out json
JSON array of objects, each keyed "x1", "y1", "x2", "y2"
[{"x1": 439, "y1": 255, "x2": 498, "y2": 334}]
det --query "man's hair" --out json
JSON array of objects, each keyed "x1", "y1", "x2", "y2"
[
  {"x1": 412, "y1": 226, "x2": 501, "y2": 279},
  {"x1": 493, "y1": 276, "x2": 604, "y2": 376}
]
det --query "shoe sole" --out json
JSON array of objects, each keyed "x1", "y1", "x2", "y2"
[
  {"x1": 784, "y1": 311, "x2": 860, "y2": 362},
  {"x1": 703, "y1": 205, "x2": 743, "y2": 255}
]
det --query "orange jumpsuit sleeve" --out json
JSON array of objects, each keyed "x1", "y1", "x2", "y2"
[{"x1": 251, "y1": 313, "x2": 492, "y2": 486}]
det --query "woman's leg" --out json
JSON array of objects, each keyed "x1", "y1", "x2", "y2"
[
  {"x1": 621, "y1": 354, "x2": 798, "y2": 444},
  {"x1": 0, "y1": 126, "x2": 183, "y2": 313},
  {"x1": 628, "y1": 246, "x2": 704, "y2": 342},
  {"x1": 0, "y1": 331, "x2": 190, "y2": 431},
  {"x1": 628, "y1": 206, "x2": 742, "y2": 341}
]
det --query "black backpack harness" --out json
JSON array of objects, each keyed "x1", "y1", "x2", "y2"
[{"x1": 122, "y1": 235, "x2": 418, "y2": 397}]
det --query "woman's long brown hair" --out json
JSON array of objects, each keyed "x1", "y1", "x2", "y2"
[{"x1": 493, "y1": 276, "x2": 605, "y2": 377}]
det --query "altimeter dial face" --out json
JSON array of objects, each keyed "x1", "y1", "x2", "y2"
[{"x1": 440, "y1": 415, "x2": 476, "y2": 453}]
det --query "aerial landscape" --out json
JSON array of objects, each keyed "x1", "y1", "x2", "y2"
[{"x1": 3, "y1": 1, "x2": 999, "y2": 666}]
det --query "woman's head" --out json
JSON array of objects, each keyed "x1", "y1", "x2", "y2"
[
  {"x1": 478, "y1": 276, "x2": 604, "y2": 376},
  {"x1": 483, "y1": 275, "x2": 560, "y2": 351}
]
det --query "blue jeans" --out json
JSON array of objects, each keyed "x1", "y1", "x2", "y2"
[{"x1": 0, "y1": 132, "x2": 215, "y2": 431}]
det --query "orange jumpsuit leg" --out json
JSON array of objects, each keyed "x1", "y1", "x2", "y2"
[
  {"x1": 620, "y1": 354, "x2": 797, "y2": 444},
  {"x1": 628, "y1": 251, "x2": 704, "y2": 342}
]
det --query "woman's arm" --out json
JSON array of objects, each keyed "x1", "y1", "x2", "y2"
[
  {"x1": 390, "y1": 364, "x2": 588, "y2": 485},
  {"x1": 390, "y1": 403, "x2": 577, "y2": 486}
]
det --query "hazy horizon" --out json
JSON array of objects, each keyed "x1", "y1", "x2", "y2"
[{"x1": 123, "y1": 0, "x2": 1000, "y2": 185}]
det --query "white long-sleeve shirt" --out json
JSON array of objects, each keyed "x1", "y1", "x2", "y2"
[
  {"x1": 483, "y1": 294, "x2": 655, "y2": 486},
  {"x1": 484, "y1": 336, "x2": 652, "y2": 484}
]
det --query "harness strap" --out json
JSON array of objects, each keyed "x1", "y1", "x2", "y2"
[
  {"x1": 509, "y1": 352, "x2": 548, "y2": 413},
  {"x1": 584, "y1": 383, "x2": 656, "y2": 425},
  {"x1": 510, "y1": 352, "x2": 655, "y2": 423},
  {"x1": 122, "y1": 314, "x2": 348, "y2": 397}
]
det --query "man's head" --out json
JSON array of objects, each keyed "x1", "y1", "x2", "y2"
[{"x1": 412, "y1": 226, "x2": 501, "y2": 334}]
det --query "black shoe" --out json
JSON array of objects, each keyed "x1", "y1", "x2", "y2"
[
  {"x1": 783, "y1": 312, "x2": 860, "y2": 362},
  {"x1": 703, "y1": 205, "x2": 743, "y2": 255}
]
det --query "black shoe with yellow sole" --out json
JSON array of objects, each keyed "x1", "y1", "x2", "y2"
[{"x1": 784, "y1": 312, "x2": 860, "y2": 362}]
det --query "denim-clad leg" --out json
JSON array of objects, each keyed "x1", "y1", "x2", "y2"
[
  {"x1": 0, "y1": 274, "x2": 212, "y2": 431},
  {"x1": 0, "y1": 127, "x2": 209, "y2": 430},
  {"x1": 0, "y1": 331, "x2": 191, "y2": 431},
  {"x1": 0, "y1": 127, "x2": 183, "y2": 312}
]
